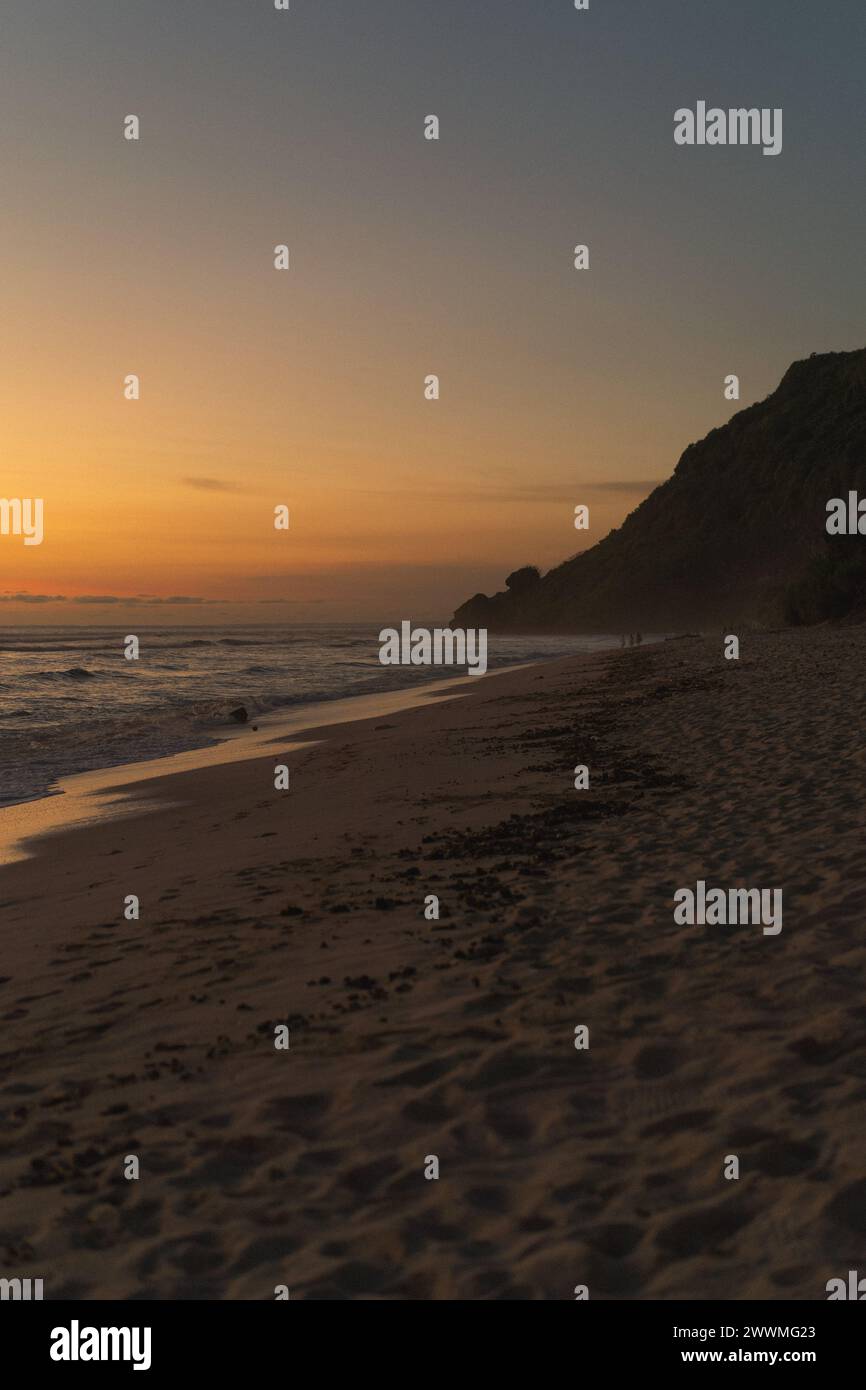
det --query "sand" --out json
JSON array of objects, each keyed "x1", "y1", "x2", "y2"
[{"x1": 1, "y1": 628, "x2": 865, "y2": 1300}]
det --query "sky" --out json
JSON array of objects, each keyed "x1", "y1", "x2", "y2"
[{"x1": 1, "y1": 0, "x2": 864, "y2": 625}]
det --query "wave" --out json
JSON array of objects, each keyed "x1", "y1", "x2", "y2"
[{"x1": 34, "y1": 667, "x2": 99, "y2": 682}]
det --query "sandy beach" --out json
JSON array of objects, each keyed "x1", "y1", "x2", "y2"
[{"x1": 2, "y1": 627, "x2": 865, "y2": 1300}]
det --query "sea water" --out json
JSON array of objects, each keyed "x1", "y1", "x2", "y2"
[{"x1": 0, "y1": 624, "x2": 626, "y2": 808}]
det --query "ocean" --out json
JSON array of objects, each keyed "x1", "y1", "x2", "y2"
[{"x1": 0, "y1": 625, "x2": 627, "y2": 809}]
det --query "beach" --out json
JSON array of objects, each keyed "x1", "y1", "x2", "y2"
[{"x1": 1, "y1": 627, "x2": 865, "y2": 1300}]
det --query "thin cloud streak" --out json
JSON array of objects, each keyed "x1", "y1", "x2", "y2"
[{"x1": 181, "y1": 477, "x2": 246, "y2": 494}]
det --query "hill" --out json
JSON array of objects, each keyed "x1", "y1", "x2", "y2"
[{"x1": 454, "y1": 348, "x2": 866, "y2": 632}]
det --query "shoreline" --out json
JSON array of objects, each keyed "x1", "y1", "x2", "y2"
[
  {"x1": 1, "y1": 627, "x2": 865, "y2": 1299},
  {"x1": 0, "y1": 628, "x2": 631, "y2": 817},
  {"x1": 0, "y1": 661, "x2": 537, "y2": 866}
]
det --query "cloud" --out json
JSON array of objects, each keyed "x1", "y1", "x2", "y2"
[
  {"x1": 348, "y1": 480, "x2": 663, "y2": 503},
  {"x1": 586, "y1": 480, "x2": 664, "y2": 493},
  {"x1": 0, "y1": 592, "x2": 220, "y2": 606},
  {"x1": 73, "y1": 595, "x2": 219, "y2": 606},
  {"x1": 0, "y1": 592, "x2": 66, "y2": 603},
  {"x1": 1, "y1": 592, "x2": 330, "y2": 608},
  {"x1": 181, "y1": 476, "x2": 244, "y2": 493}
]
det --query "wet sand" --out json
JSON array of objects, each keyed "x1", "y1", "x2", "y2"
[
  {"x1": 0, "y1": 668, "x2": 525, "y2": 866},
  {"x1": 1, "y1": 628, "x2": 865, "y2": 1300}
]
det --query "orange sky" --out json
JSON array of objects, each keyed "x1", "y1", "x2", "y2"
[{"x1": 0, "y1": 240, "x2": 673, "y2": 622}]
